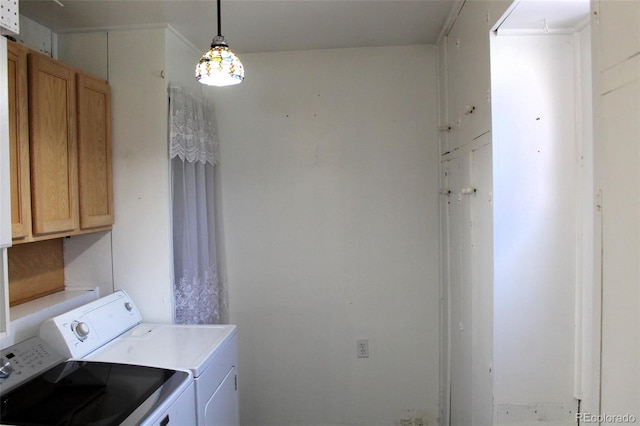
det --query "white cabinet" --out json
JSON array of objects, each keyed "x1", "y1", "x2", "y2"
[
  {"x1": 444, "y1": 0, "x2": 491, "y2": 154},
  {"x1": 596, "y1": 0, "x2": 640, "y2": 72},
  {"x1": 0, "y1": 0, "x2": 19, "y2": 35},
  {"x1": 594, "y1": 0, "x2": 640, "y2": 414},
  {"x1": 597, "y1": 77, "x2": 640, "y2": 421},
  {"x1": 439, "y1": 2, "x2": 494, "y2": 424},
  {"x1": 441, "y1": 134, "x2": 493, "y2": 426}
]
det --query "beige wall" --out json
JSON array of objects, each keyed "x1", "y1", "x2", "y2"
[{"x1": 212, "y1": 45, "x2": 441, "y2": 425}]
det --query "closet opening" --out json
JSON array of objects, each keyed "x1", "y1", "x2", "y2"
[{"x1": 490, "y1": 0, "x2": 594, "y2": 422}]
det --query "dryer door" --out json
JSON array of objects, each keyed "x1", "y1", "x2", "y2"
[{"x1": 204, "y1": 366, "x2": 238, "y2": 426}]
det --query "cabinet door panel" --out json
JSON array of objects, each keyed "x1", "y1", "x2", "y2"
[
  {"x1": 598, "y1": 77, "x2": 640, "y2": 421},
  {"x1": 77, "y1": 73, "x2": 113, "y2": 229},
  {"x1": 446, "y1": 1, "x2": 491, "y2": 150},
  {"x1": 7, "y1": 42, "x2": 31, "y2": 239},
  {"x1": 28, "y1": 53, "x2": 78, "y2": 235},
  {"x1": 598, "y1": 1, "x2": 640, "y2": 71}
]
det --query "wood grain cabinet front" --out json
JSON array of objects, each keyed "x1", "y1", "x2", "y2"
[
  {"x1": 6, "y1": 41, "x2": 114, "y2": 243},
  {"x1": 7, "y1": 41, "x2": 31, "y2": 240},
  {"x1": 28, "y1": 52, "x2": 79, "y2": 236},
  {"x1": 76, "y1": 73, "x2": 114, "y2": 230}
]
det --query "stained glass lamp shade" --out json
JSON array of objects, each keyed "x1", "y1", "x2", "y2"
[
  {"x1": 196, "y1": 35, "x2": 244, "y2": 86},
  {"x1": 195, "y1": 0, "x2": 244, "y2": 87}
]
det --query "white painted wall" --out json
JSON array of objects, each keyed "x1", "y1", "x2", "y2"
[
  {"x1": 212, "y1": 45, "x2": 440, "y2": 426},
  {"x1": 164, "y1": 26, "x2": 202, "y2": 93},
  {"x1": 57, "y1": 32, "x2": 108, "y2": 79},
  {"x1": 491, "y1": 33, "x2": 584, "y2": 423},
  {"x1": 15, "y1": 15, "x2": 53, "y2": 56},
  {"x1": 106, "y1": 29, "x2": 173, "y2": 322},
  {"x1": 63, "y1": 232, "x2": 113, "y2": 297},
  {"x1": 57, "y1": 28, "x2": 203, "y2": 321}
]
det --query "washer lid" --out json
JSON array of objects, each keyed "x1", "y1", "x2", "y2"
[{"x1": 85, "y1": 324, "x2": 236, "y2": 377}]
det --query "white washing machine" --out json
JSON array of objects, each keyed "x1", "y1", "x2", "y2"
[
  {"x1": 0, "y1": 336, "x2": 196, "y2": 426},
  {"x1": 39, "y1": 290, "x2": 239, "y2": 426}
]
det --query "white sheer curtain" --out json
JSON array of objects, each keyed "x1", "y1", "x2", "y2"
[{"x1": 169, "y1": 84, "x2": 228, "y2": 324}]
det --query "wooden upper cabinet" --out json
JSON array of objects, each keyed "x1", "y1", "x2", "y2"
[
  {"x1": 6, "y1": 41, "x2": 114, "y2": 243},
  {"x1": 76, "y1": 73, "x2": 114, "y2": 229},
  {"x1": 7, "y1": 42, "x2": 32, "y2": 240},
  {"x1": 27, "y1": 52, "x2": 79, "y2": 236}
]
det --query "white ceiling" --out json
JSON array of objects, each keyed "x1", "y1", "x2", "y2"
[
  {"x1": 19, "y1": 0, "x2": 456, "y2": 54},
  {"x1": 19, "y1": 0, "x2": 592, "y2": 55}
]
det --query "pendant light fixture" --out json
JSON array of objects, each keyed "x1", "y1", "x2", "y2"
[{"x1": 195, "y1": 0, "x2": 245, "y2": 86}]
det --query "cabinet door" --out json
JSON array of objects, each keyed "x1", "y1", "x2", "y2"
[
  {"x1": 76, "y1": 73, "x2": 113, "y2": 229},
  {"x1": 597, "y1": 1, "x2": 640, "y2": 72},
  {"x1": 28, "y1": 53, "x2": 78, "y2": 236},
  {"x1": 446, "y1": 1, "x2": 491, "y2": 150},
  {"x1": 598, "y1": 74, "x2": 640, "y2": 423},
  {"x1": 7, "y1": 41, "x2": 31, "y2": 240}
]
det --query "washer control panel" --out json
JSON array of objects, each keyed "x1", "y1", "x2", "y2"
[
  {"x1": 39, "y1": 290, "x2": 142, "y2": 359},
  {"x1": 0, "y1": 337, "x2": 65, "y2": 394}
]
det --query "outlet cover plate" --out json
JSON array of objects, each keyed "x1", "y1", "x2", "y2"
[{"x1": 357, "y1": 339, "x2": 369, "y2": 358}]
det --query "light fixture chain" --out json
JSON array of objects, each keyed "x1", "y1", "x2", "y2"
[{"x1": 217, "y1": 0, "x2": 222, "y2": 37}]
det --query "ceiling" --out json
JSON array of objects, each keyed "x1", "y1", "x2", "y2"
[{"x1": 19, "y1": 0, "x2": 456, "y2": 54}]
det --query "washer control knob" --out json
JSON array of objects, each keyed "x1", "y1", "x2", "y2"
[
  {"x1": 72, "y1": 321, "x2": 90, "y2": 341},
  {"x1": 0, "y1": 357, "x2": 13, "y2": 379},
  {"x1": 124, "y1": 302, "x2": 133, "y2": 312}
]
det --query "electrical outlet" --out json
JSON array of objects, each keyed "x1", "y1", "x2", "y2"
[{"x1": 357, "y1": 339, "x2": 369, "y2": 358}]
